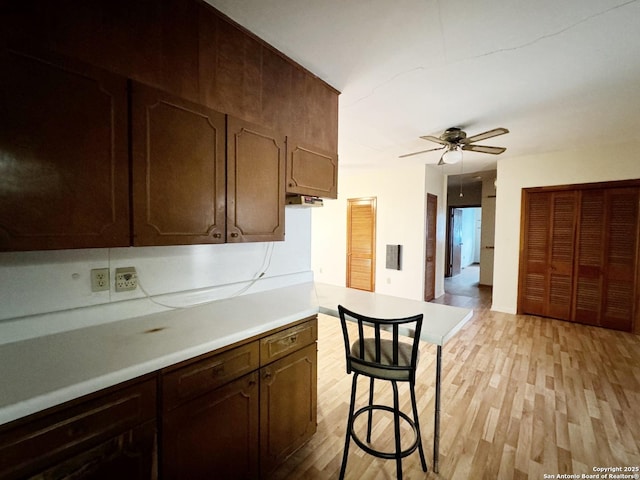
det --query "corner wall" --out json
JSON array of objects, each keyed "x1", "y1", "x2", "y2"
[
  {"x1": 311, "y1": 163, "x2": 447, "y2": 301},
  {"x1": 492, "y1": 141, "x2": 640, "y2": 313}
]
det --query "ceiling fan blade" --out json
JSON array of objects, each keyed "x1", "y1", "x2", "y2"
[
  {"x1": 462, "y1": 144, "x2": 506, "y2": 154},
  {"x1": 398, "y1": 146, "x2": 446, "y2": 158},
  {"x1": 465, "y1": 127, "x2": 509, "y2": 143},
  {"x1": 419, "y1": 135, "x2": 449, "y2": 146}
]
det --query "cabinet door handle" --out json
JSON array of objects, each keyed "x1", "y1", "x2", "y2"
[
  {"x1": 213, "y1": 233, "x2": 222, "y2": 239},
  {"x1": 230, "y1": 232, "x2": 239, "y2": 238}
]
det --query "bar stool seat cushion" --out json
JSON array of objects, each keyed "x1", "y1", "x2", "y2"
[{"x1": 351, "y1": 339, "x2": 416, "y2": 380}]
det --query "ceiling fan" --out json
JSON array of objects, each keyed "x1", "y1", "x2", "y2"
[{"x1": 399, "y1": 127, "x2": 509, "y2": 165}]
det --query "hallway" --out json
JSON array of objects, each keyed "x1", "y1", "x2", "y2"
[{"x1": 432, "y1": 264, "x2": 492, "y2": 310}]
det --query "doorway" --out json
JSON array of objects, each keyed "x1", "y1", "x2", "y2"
[
  {"x1": 446, "y1": 206, "x2": 481, "y2": 284},
  {"x1": 346, "y1": 197, "x2": 377, "y2": 291}
]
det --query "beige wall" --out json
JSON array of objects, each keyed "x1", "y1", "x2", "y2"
[
  {"x1": 311, "y1": 164, "x2": 447, "y2": 301},
  {"x1": 492, "y1": 141, "x2": 640, "y2": 313}
]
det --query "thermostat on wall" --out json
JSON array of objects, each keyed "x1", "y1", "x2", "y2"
[{"x1": 386, "y1": 245, "x2": 402, "y2": 270}]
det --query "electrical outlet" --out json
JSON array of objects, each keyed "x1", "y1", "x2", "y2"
[
  {"x1": 115, "y1": 266, "x2": 137, "y2": 292},
  {"x1": 90, "y1": 268, "x2": 110, "y2": 292}
]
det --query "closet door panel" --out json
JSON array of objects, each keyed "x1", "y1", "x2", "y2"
[
  {"x1": 574, "y1": 190, "x2": 605, "y2": 325},
  {"x1": 547, "y1": 192, "x2": 577, "y2": 320},
  {"x1": 520, "y1": 191, "x2": 576, "y2": 319},
  {"x1": 521, "y1": 192, "x2": 551, "y2": 316},
  {"x1": 601, "y1": 188, "x2": 638, "y2": 331}
]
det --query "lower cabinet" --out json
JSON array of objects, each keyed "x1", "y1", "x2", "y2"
[
  {"x1": 0, "y1": 377, "x2": 157, "y2": 480},
  {"x1": 162, "y1": 372, "x2": 260, "y2": 480},
  {"x1": 161, "y1": 316, "x2": 318, "y2": 479},
  {"x1": 259, "y1": 343, "x2": 317, "y2": 477},
  {"x1": 0, "y1": 317, "x2": 317, "y2": 480}
]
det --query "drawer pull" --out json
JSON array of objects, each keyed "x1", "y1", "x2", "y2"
[
  {"x1": 283, "y1": 335, "x2": 297, "y2": 345},
  {"x1": 212, "y1": 365, "x2": 225, "y2": 377}
]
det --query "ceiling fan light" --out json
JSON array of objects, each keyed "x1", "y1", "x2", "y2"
[{"x1": 441, "y1": 146, "x2": 462, "y2": 164}]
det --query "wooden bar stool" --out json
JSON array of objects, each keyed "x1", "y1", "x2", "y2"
[{"x1": 338, "y1": 305, "x2": 428, "y2": 479}]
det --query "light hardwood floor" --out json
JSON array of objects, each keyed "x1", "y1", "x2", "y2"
[{"x1": 270, "y1": 287, "x2": 640, "y2": 479}]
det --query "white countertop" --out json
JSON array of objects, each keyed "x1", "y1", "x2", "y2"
[
  {"x1": 0, "y1": 282, "x2": 319, "y2": 426},
  {"x1": 0, "y1": 282, "x2": 473, "y2": 427},
  {"x1": 315, "y1": 283, "x2": 473, "y2": 346}
]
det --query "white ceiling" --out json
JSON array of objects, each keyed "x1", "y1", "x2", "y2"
[{"x1": 205, "y1": 0, "x2": 640, "y2": 175}]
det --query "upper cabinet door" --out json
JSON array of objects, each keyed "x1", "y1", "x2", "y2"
[
  {"x1": 285, "y1": 139, "x2": 338, "y2": 199},
  {"x1": 0, "y1": 49, "x2": 130, "y2": 251},
  {"x1": 131, "y1": 82, "x2": 226, "y2": 246},
  {"x1": 227, "y1": 116, "x2": 285, "y2": 243}
]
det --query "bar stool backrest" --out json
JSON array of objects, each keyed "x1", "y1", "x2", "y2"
[{"x1": 338, "y1": 305, "x2": 423, "y2": 383}]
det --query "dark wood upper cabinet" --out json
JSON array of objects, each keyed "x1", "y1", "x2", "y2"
[
  {"x1": 519, "y1": 182, "x2": 639, "y2": 332},
  {"x1": 286, "y1": 139, "x2": 338, "y2": 199},
  {"x1": 0, "y1": 48, "x2": 130, "y2": 251},
  {"x1": 131, "y1": 82, "x2": 226, "y2": 246},
  {"x1": 227, "y1": 116, "x2": 286, "y2": 243},
  {"x1": 0, "y1": 0, "x2": 339, "y2": 251}
]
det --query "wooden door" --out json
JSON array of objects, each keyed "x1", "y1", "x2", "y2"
[
  {"x1": 574, "y1": 187, "x2": 638, "y2": 331},
  {"x1": 520, "y1": 191, "x2": 577, "y2": 320},
  {"x1": 260, "y1": 344, "x2": 317, "y2": 477},
  {"x1": 424, "y1": 194, "x2": 438, "y2": 301},
  {"x1": 131, "y1": 81, "x2": 226, "y2": 246},
  {"x1": 0, "y1": 48, "x2": 129, "y2": 251},
  {"x1": 162, "y1": 372, "x2": 260, "y2": 480},
  {"x1": 346, "y1": 197, "x2": 377, "y2": 291},
  {"x1": 227, "y1": 116, "x2": 286, "y2": 242},
  {"x1": 447, "y1": 208, "x2": 463, "y2": 277}
]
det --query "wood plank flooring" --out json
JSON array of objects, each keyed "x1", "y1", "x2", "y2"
[{"x1": 270, "y1": 287, "x2": 640, "y2": 479}]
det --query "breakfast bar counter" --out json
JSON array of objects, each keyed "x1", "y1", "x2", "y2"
[{"x1": 314, "y1": 282, "x2": 474, "y2": 473}]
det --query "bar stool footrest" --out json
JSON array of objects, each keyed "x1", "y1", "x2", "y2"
[{"x1": 350, "y1": 404, "x2": 420, "y2": 460}]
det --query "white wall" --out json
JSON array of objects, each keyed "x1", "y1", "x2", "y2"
[
  {"x1": 311, "y1": 163, "x2": 447, "y2": 301},
  {"x1": 0, "y1": 208, "x2": 313, "y2": 342},
  {"x1": 492, "y1": 141, "x2": 640, "y2": 313}
]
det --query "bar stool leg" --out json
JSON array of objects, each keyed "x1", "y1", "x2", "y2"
[
  {"x1": 410, "y1": 382, "x2": 428, "y2": 472},
  {"x1": 366, "y1": 377, "x2": 375, "y2": 443},
  {"x1": 391, "y1": 380, "x2": 403, "y2": 480},
  {"x1": 340, "y1": 373, "x2": 359, "y2": 480}
]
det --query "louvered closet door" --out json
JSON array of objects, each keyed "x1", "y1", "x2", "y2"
[
  {"x1": 521, "y1": 191, "x2": 577, "y2": 320},
  {"x1": 574, "y1": 187, "x2": 638, "y2": 331}
]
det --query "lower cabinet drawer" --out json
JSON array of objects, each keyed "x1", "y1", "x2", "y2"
[
  {"x1": 162, "y1": 340, "x2": 259, "y2": 411},
  {"x1": 260, "y1": 317, "x2": 317, "y2": 365},
  {"x1": 0, "y1": 377, "x2": 156, "y2": 480}
]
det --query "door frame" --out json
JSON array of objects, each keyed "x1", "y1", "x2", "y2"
[
  {"x1": 424, "y1": 193, "x2": 437, "y2": 301},
  {"x1": 346, "y1": 197, "x2": 377, "y2": 292}
]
